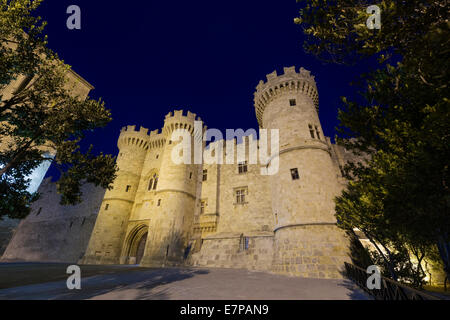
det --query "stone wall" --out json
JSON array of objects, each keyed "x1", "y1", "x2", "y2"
[
  {"x1": 189, "y1": 232, "x2": 274, "y2": 272},
  {"x1": 0, "y1": 218, "x2": 20, "y2": 256},
  {"x1": 1, "y1": 179, "x2": 105, "y2": 263}
]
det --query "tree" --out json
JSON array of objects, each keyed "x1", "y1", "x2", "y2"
[
  {"x1": 0, "y1": 0, "x2": 117, "y2": 219},
  {"x1": 295, "y1": 0, "x2": 449, "y2": 285}
]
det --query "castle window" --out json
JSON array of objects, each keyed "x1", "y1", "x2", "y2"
[
  {"x1": 69, "y1": 221, "x2": 73, "y2": 229},
  {"x1": 81, "y1": 217, "x2": 86, "y2": 226},
  {"x1": 200, "y1": 200, "x2": 207, "y2": 214},
  {"x1": 13, "y1": 74, "x2": 33, "y2": 94},
  {"x1": 315, "y1": 126, "x2": 321, "y2": 140},
  {"x1": 244, "y1": 237, "x2": 249, "y2": 250},
  {"x1": 289, "y1": 99, "x2": 296, "y2": 106},
  {"x1": 235, "y1": 187, "x2": 247, "y2": 204},
  {"x1": 36, "y1": 207, "x2": 42, "y2": 216},
  {"x1": 148, "y1": 179, "x2": 154, "y2": 191},
  {"x1": 189, "y1": 172, "x2": 192, "y2": 179},
  {"x1": 239, "y1": 235, "x2": 250, "y2": 251},
  {"x1": 309, "y1": 125, "x2": 315, "y2": 139},
  {"x1": 126, "y1": 185, "x2": 131, "y2": 192},
  {"x1": 291, "y1": 168, "x2": 300, "y2": 180},
  {"x1": 153, "y1": 176, "x2": 158, "y2": 190},
  {"x1": 169, "y1": 140, "x2": 172, "y2": 144},
  {"x1": 105, "y1": 204, "x2": 109, "y2": 210},
  {"x1": 238, "y1": 161, "x2": 248, "y2": 174},
  {"x1": 156, "y1": 154, "x2": 159, "y2": 159},
  {"x1": 157, "y1": 199, "x2": 161, "y2": 206},
  {"x1": 202, "y1": 169, "x2": 208, "y2": 181}
]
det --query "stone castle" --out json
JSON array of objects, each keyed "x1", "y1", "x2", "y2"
[{"x1": 3, "y1": 66, "x2": 358, "y2": 279}]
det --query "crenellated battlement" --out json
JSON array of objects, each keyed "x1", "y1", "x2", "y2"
[
  {"x1": 117, "y1": 125, "x2": 151, "y2": 151},
  {"x1": 164, "y1": 109, "x2": 202, "y2": 123},
  {"x1": 163, "y1": 109, "x2": 205, "y2": 139},
  {"x1": 148, "y1": 129, "x2": 166, "y2": 150},
  {"x1": 254, "y1": 66, "x2": 319, "y2": 127}
]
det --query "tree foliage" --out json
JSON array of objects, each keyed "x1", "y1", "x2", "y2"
[
  {"x1": 296, "y1": 0, "x2": 449, "y2": 286},
  {"x1": 0, "y1": 0, "x2": 117, "y2": 218}
]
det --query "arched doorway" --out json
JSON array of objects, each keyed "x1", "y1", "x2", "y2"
[
  {"x1": 123, "y1": 224, "x2": 149, "y2": 265},
  {"x1": 135, "y1": 232, "x2": 147, "y2": 264}
]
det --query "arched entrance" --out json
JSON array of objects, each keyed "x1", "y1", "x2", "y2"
[
  {"x1": 135, "y1": 232, "x2": 147, "y2": 264},
  {"x1": 123, "y1": 224, "x2": 149, "y2": 265}
]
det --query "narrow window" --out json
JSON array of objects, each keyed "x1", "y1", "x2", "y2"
[
  {"x1": 289, "y1": 99, "x2": 296, "y2": 106},
  {"x1": 69, "y1": 221, "x2": 73, "y2": 228},
  {"x1": 14, "y1": 74, "x2": 33, "y2": 94},
  {"x1": 157, "y1": 199, "x2": 161, "y2": 206},
  {"x1": 244, "y1": 237, "x2": 249, "y2": 250},
  {"x1": 148, "y1": 179, "x2": 154, "y2": 191},
  {"x1": 309, "y1": 125, "x2": 315, "y2": 139},
  {"x1": 36, "y1": 207, "x2": 42, "y2": 216},
  {"x1": 290, "y1": 168, "x2": 300, "y2": 180},
  {"x1": 126, "y1": 185, "x2": 131, "y2": 192},
  {"x1": 105, "y1": 204, "x2": 109, "y2": 210},
  {"x1": 156, "y1": 154, "x2": 159, "y2": 159},
  {"x1": 315, "y1": 126, "x2": 321, "y2": 140},
  {"x1": 200, "y1": 200, "x2": 207, "y2": 214},
  {"x1": 238, "y1": 161, "x2": 248, "y2": 174},
  {"x1": 202, "y1": 169, "x2": 208, "y2": 181},
  {"x1": 189, "y1": 172, "x2": 192, "y2": 179},
  {"x1": 153, "y1": 176, "x2": 158, "y2": 190},
  {"x1": 81, "y1": 217, "x2": 86, "y2": 226}
]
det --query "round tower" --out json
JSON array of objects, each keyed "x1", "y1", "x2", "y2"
[
  {"x1": 140, "y1": 110, "x2": 204, "y2": 267},
  {"x1": 81, "y1": 125, "x2": 150, "y2": 264},
  {"x1": 254, "y1": 66, "x2": 349, "y2": 279}
]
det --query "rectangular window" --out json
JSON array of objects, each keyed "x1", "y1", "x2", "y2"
[
  {"x1": 235, "y1": 187, "x2": 247, "y2": 204},
  {"x1": 200, "y1": 199, "x2": 207, "y2": 214},
  {"x1": 153, "y1": 177, "x2": 158, "y2": 190},
  {"x1": 126, "y1": 185, "x2": 131, "y2": 192},
  {"x1": 157, "y1": 199, "x2": 161, "y2": 206},
  {"x1": 202, "y1": 169, "x2": 208, "y2": 181},
  {"x1": 289, "y1": 99, "x2": 296, "y2": 106},
  {"x1": 309, "y1": 125, "x2": 315, "y2": 139},
  {"x1": 238, "y1": 161, "x2": 248, "y2": 174},
  {"x1": 240, "y1": 236, "x2": 250, "y2": 251},
  {"x1": 290, "y1": 168, "x2": 300, "y2": 180},
  {"x1": 189, "y1": 172, "x2": 192, "y2": 179},
  {"x1": 105, "y1": 204, "x2": 109, "y2": 211},
  {"x1": 315, "y1": 126, "x2": 321, "y2": 140}
]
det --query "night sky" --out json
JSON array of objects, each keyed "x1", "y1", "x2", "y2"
[{"x1": 36, "y1": 0, "x2": 375, "y2": 178}]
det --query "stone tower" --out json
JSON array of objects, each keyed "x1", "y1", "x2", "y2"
[
  {"x1": 254, "y1": 66, "x2": 349, "y2": 278},
  {"x1": 81, "y1": 125, "x2": 150, "y2": 264},
  {"x1": 140, "y1": 110, "x2": 203, "y2": 267}
]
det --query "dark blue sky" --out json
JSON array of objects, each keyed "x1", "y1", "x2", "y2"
[{"x1": 37, "y1": 0, "x2": 374, "y2": 177}]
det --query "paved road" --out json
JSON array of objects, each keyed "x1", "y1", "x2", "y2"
[{"x1": 0, "y1": 263, "x2": 370, "y2": 300}]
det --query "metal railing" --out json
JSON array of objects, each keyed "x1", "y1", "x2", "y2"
[{"x1": 344, "y1": 262, "x2": 442, "y2": 300}]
